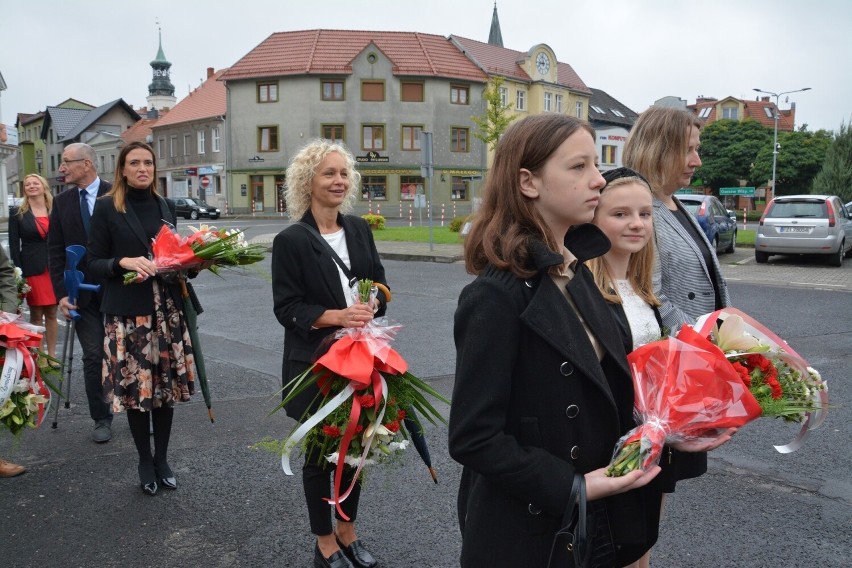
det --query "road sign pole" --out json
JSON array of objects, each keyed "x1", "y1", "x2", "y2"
[{"x1": 420, "y1": 131, "x2": 434, "y2": 251}]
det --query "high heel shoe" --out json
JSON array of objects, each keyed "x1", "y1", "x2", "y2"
[
  {"x1": 155, "y1": 463, "x2": 177, "y2": 490},
  {"x1": 138, "y1": 462, "x2": 158, "y2": 496}
]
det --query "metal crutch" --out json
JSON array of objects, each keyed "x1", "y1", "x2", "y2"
[
  {"x1": 52, "y1": 317, "x2": 76, "y2": 428},
  {"x1": 50, "y1": 244, "x2": 99, "y2": 428}
]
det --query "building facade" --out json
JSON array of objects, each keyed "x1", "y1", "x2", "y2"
[{"x1": 221, "y1": 30, "x2": 489, "y2": 217}]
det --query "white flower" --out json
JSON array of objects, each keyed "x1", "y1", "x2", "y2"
[
  {"x1": 13, "y1": 266, "x2": 23, "y2": 278},
  {"x1": 713, "y1": 315, "x2": 769, "y2": 353},
  {"x1": 362, "y1": 422, "x2": 394, "y2": 446},
  {"x1": 12, "y1": 378, "x2": 30, "y2": 393}
]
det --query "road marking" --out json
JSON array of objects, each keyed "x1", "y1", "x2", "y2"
[{"x1": 789, "y1": 282, "x2": 844, "y2": 288}]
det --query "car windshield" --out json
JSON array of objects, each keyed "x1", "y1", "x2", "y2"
[
  {"x1": 184, "y1": 199, "x2": 199, "y2": 206},
  {"x1": 680, "y1": 201, "x2": 701, "y2": 214},
  {"x1": 767, "y1": 201, "x2": 826, "y2": 218}
]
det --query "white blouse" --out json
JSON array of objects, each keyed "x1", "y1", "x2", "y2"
[
  {"x1": 322, "y1": 228, "x2": 354, "y2": 307},
  {"x1": 615, "y1": 279, "x2": 660, "y2": 349}
]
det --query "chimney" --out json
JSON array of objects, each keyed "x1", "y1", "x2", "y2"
[
  {"x1": 761, "y1": 96, "x2": 770, "y2": 102},
  {"x1": 207, "y1": 67, "x2": 215, "y2": 79}
]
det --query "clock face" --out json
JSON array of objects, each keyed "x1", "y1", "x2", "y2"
[{"x1": 536, "y1": 53, "x2": 550, "y2": 76}]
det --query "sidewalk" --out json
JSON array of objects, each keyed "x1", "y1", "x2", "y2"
[{"x1": 249, "y1": 233, "x2": 465, "y2": 263}]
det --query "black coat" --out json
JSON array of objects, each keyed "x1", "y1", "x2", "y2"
[
  {"x1": 48, "y1": 179, "x2": 111, "y2": 307},
  {"x1": 8, "y1": 207, "x2": 49, "y2": 277},
  {"x1": 449, "y1": 225, "x2": 659, "y2": 567},
  {"x1": 86, "y1": 193, "x2": 182, "y2": 316},
  {"x1": 271, "y1": 211, "x2": 388, "y2": 419}
]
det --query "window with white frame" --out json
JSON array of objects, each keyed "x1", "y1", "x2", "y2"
[
  {"x1": 212, "y1": 128, "x2": 220, "y2": 152},
  {"x1": 169, "y1": 136, "x2": 177, "y2": 157},
  {"x1": 699, "y1": 107, "x2": 713, "y2": 118},
  {"x1": 158, "y1": 138, "x2": 165, "y2": 159},
  {"x1": 555, "y1": 94, "x2": 563, "y2": 113},
  {"x1": 544, "y1": 92, "x2": 552, "y2": 112},
  {"x1": 183, "y1": 134, "x2": 191, "y2": 156},
  {"x1": 197, "y1": 131, "x2": 206, "y2": 154},
  {"x1": 722, "y1": 106, "x2": 738, "y2": 120},
  {"x1": 499, "y1": 87, "x2": 508, "y2": 107},
  {"x1": 516, "y1": 89, "x2": 526, "y2": 111},
  {"x1": 575, "y1": 101, "x2": 584, "y2": 118}
]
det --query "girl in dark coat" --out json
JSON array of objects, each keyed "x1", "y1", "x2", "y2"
[{"x1": 449, "y1": 114, "x2": 662, "y2": 568}]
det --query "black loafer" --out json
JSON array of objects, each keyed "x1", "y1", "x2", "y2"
[
  {"x1": 336, "y1": 538, "x2": 377, "y2": 568},
  {"x1": 314, "y1": 544, "x2": 354, "y2": 568}
]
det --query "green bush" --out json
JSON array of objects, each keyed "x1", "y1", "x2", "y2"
[
  {"x1": 449, "y1": 215, "x2": 471, "y2": 233},
  {"x1": 361, "y1": 213, "x2": 385, "y2": 230}
]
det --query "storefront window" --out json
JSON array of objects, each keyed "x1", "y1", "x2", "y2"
[
  {"x1": 361, "y1": 176, "x2": 387, "y2": 200},
  {"x1": 451, "y1": 176, "x2": 468, "y2": 200},
  {"x1": 400, "y1": 175, "x2": 423, "y2": 200}
]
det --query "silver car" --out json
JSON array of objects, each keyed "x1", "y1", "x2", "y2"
[{"x1": 755, "y1": 194, "x2": 852, "y2": 266}]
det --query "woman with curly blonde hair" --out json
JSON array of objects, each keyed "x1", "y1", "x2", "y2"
[{"x1": 272, "y1": 140, "x2": 387, "y2": 568}]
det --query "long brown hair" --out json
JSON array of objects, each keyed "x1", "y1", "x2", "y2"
[
  {"x1": 18, "y1": 174, "x2": 53, "y2": 216},
  {"x1": 623, "y1": 106, "x2": 701, "y2": 194},
  {"x1": 106, "y1": 141, "x2": 158, "y2": 213},
  {"x1": 587, "y1": 175, "x2": 660, "y2": 307},
  {"x1": 464, "y1": 114, "x2": 595, "y2": 278}
]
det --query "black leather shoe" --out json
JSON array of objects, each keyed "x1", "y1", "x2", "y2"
[
  {"x1": 314, "y1": 543, "x2": 354, "y2": 568},
  {"x1": 336, "y1": 538, "x2": 377, "y2": 568},
  {"x1": 138, "y1": 462, "x2": 158, "y2": 496},
  {"x1": 155, "y1": 463, "x2": 177, "y2": 490}
]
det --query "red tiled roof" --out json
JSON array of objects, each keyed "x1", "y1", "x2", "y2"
[
  {"x1": 121, "y1": 117, "x2": 158, "y2": 144},
  {"x1": 689, "y1": 96, "x2": 795, "y2": 131},
  {"x1": 221, "y1": 30, "x2": 487, "y2": 83},
  {"x1": 451, "y1": 35, "x2": 591, "y2": 94},
  {"x1": 154, "y1": 69, "x2": 228, "y2": 127}
]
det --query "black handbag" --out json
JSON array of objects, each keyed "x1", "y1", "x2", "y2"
[{"x1": 548, "y1": 474, "x2": 616, "y2": 568}]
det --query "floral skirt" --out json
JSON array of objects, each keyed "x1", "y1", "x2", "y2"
[{"x1": 102, "y1": 280, "x2": 196, "y2": 413}]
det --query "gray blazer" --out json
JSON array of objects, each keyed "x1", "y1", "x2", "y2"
[{"x1": 652, "y1": 195, "x2": 730, "y2": 332}]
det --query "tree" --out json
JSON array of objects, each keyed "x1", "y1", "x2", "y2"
[
  {"x1": 695, "y1": 119, "x2": 771, "y2": 191},
  {"x1": 472, "y1": 76, "x2": 517, "y2": 151},
  {"x1": 750, "y1": 129, "x2": 832, "y2": 195},
  {"x1": 811, "y1": 120, "x2": 852, "y2": 201}
]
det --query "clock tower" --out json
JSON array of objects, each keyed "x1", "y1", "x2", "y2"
[{"x1": 147, "y1": 27, "x2": 176, "y2": 112}]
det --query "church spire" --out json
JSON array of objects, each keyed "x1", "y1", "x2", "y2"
[
  {"x1": 147, "y1": 23, "x2": 176, "y2": 112},
  {"x1": 488, "y1": 2, "x2": 503, "y2": 47}
]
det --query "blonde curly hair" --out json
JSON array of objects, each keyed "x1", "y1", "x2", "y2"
[{"x1": 285, "y1": 140, "x2": 361, "y2": 220}]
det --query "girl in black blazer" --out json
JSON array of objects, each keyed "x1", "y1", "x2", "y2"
[
  {"x1": 272, "y1": 140, "x2": 387, "y2": 568},
  {"x1": 9, "y1": 174, "x2": 59, "y2": 358},
  {"x1": 449, "y1": 114, "x2": 663, "y2": 568},
  {"x1": 88, "y1": 141, "x2": 197, "y2": 497}
]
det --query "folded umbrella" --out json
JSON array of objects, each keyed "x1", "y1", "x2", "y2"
[
  {"x1": 403, "y1": 409, "x2": 437, "y2": 483},
  {"x1": 180, "y1": 279, "x2": 213, "y2": 423}
]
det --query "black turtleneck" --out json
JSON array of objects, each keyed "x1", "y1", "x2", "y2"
[{"x1": 126, "y1": 187, "x2": 163, "y2": 241}]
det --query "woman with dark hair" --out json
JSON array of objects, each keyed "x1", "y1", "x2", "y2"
[
  {"x1": 9, "y1": 174, "x2": 59, "y2": 359},
  {"x1": 272, "y1": 140, "x2": 388, "y2": 568},
  {"x1": 87, "y1": 141, "x2": 197, "y2": 496},
  {"x1": 449, "y1": 114, "x2": 662, "y2": 567}
]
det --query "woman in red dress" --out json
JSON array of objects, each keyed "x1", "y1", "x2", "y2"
[{"x1": 9, "y1": 174, "x2": 59, "y2": 359}]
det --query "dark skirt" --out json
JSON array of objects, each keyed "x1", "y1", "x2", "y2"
[{"x1": 102, "y1": 280, "x2": 196, "y2": 412}]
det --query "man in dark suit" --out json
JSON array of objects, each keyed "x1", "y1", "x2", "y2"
[{"x1": 48, "y1": 143, "x2": 113, "y2": 443}]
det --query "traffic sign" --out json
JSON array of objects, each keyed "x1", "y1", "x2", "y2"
[
  {"x1": 719, "y1": 187, "x2": 755, "y2": 196},
  {"x1": 200, "y1": 176, "x2": 211, "y2": 188}
]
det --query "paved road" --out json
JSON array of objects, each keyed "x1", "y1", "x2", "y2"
[{"x1": 1, "y1": 235, "x2": 850, "y2": 567}]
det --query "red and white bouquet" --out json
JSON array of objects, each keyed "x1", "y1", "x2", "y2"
[
  {"x1": 270, "y1": 280, "x2": 448, "y2": 520},
  {"x1": 0, "y1": 312, "x2": 58, "y2": 435},
  {"x1": 607, "y1": 308, "x2": 828, "y2": 476},
  {"x1": 123, "y1": 224, "x2": 265, "y2": 284}
]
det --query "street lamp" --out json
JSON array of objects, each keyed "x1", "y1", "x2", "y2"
[{"x1": 752, "y1": 87, "x2": 811, "y2": 201}]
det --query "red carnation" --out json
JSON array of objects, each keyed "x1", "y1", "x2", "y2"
[
  {"x1": 359, "y1": 394, "x2": 376, "y2": 408},
  {"x1": 396, "y1": 409, "x2": 407, "y2": 420},
  {"x1": 322, "y1": 424, "x2": 341, "y2": 438},
  {"x1": 385, "y1": 420, "x2": 400, "y2": 433}
]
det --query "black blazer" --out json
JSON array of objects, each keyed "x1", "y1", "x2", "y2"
[
  {"x1": 48, "y1": 179, "x2": 111, "y2": 307},
  {"x1": 8, "y1": 207, "x2": 49, "y2": 277},
  {"x1": 448, "y1": 225, "x2": 659, "y2": 567},
  {"x1": 271, "y1": 211, "x2": 388, "y2": 419},
  {"x1": 87, "y1": 193, "x2": 181, "y2": 316}
]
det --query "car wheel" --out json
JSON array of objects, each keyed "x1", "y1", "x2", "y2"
[
  {"x1": 190, "y1": 210, "x2": 199, "y2": 220},
  {"x1": 725, "y1": 230, "x2": 736, "y2": 254},
  {"x1": 827, "y1": 242, "x2": 843, "y2": 267},
  {"x1": 755, "y1": 250, "x2": 769, "y2": 264}
]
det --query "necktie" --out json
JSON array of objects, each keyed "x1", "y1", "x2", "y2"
[{"x1": 80, "y1": 189, "x2": 91, "y2": 233}]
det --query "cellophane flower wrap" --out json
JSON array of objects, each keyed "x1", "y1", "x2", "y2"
[
  {"x1": 268, "y1": 280, "x2": 449, "y2": 520},
  {"x1": 123, "y1": 224, "x2": 266, "y2": 284},
  {"x1": 0, "y1": 312, "x2": 60, "y2": 436},
  {"x1": 607, "y1": 308, "x2": 828, "y2": 477}
]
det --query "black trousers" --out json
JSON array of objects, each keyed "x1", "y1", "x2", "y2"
[
  {"x1": 74, "y1": 299, "x2": 111, "y2": 423},
  {"x1": 303, "y1": 446, "x2": 362, "y2": 536}
]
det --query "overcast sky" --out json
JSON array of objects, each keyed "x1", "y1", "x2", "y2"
[{"x1": 2, "y1": 0, "x2": 849, "y2": 133}]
